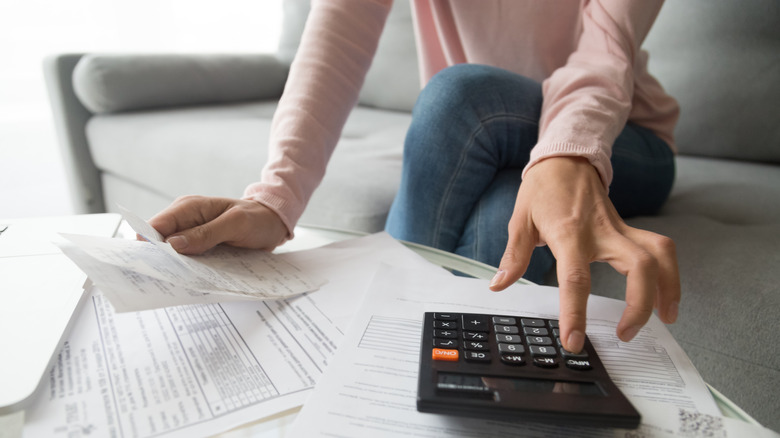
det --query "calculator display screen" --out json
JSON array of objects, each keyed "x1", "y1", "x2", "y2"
[{"x1": 438, "y1": 372, "x2": 605, "y2": 397}]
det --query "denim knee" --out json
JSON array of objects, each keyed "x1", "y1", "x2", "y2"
[
  {"x1": 412, "y1": 64, "x2": 541, "y2": 122},
  {"x1": 404, "y1": 64, "x2": 542, "y2": 165}
]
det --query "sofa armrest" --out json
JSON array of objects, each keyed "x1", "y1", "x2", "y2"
[
  {"x1": 43, "y1": 53, "x2": 105, "y2": 214},
  {"x1": 72, "y1": 53, "x2": 289, "y2": 114}
]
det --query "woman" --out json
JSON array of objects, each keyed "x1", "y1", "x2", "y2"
[{"x1": 149, "y1": 0, "x2": 681, "y2": 354}]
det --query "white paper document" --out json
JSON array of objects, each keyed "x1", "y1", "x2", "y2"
[
  {"x1": 22, "y1": 233, "x2": 449, "y2": 438},
  {"x1": 56, "y1": 207, "x2": 325, "y2": 312},
  {"x1": 290, "y1": 264, "x2": 775, "y2": 437}
]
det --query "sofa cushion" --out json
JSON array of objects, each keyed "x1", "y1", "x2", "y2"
[
  {"x1": 589, "y1": 156, "x2": 780, "y2": 426},
  {"x1": 73, "y1": 54, "x2": 289, "y2": 114},
  {"x1": 644, "y1": 0, "x2": 780, "y2": 163},
  {"x1": 85, "y1": 101, "x2": 409, "y2": 231}
]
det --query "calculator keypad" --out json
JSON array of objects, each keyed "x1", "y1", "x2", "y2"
[{"x1": 430, "y1": 313, "x2": 592, "y2": 371}]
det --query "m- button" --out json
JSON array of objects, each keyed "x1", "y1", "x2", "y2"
[{"x1": 462, "y1": 314, "x2": 490, "y2": 331}]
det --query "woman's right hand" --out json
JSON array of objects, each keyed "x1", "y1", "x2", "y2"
[{"x1": 147, "y1": 195, "x2": 289, "y2": 255}]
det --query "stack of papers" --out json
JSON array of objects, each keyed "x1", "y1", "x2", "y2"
[
  {"x1": 18, "y1": 210, "x2": 777, "y2": 438},
  {"x1": 56, "y1": 208, "x2": 325, "y2": 312}
]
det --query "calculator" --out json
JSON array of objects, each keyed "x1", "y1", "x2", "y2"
[{"x1": 416, "y1": 312, "x2": 641, "y2": 429}]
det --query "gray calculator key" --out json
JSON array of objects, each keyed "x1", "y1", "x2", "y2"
[
  {"x1": 496, "y1": 334, "x2": 522, "y2": 344},
  {"x1": 433, "y1": 338, "x2": 458, "y2": 348},
  {"x1": 434, "y1": 329, "x2": 458, "y2": 339},
  {"x1": 462, "y1": 314, "x2": 491, "y2": 331},
  {"x1": 561, "y1": 348, "x2": 589, "y2": 359},
  {"x1": 494, "y1": 324, "x2": 519, "y2": 334},
  {"x1": 498, "y1": 343, "x2": 525, "y2": 354},
  {"x1": 526, "y1": 336, "x2": 553, "y2": 346},
  {"x1": 465, "y1": 341, "x2": 489, "y2": 351},
  {"x1": 492, "y1": 316, "x2": 516, "y2": 325},
  {"x1": 523, "y1": 327, "x2": 548, "y2": 336},
  {"x1": 529, "y1": 345, "x2": 557, "y2": 356},
  {"x1": 520, "y1": 318, "x2": 545, "y2": 327}
]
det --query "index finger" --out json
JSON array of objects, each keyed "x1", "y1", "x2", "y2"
[{"x1": 554, "y1": 251, "x2": 591, "y2": 354}]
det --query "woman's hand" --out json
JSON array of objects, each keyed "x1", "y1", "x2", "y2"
[
  {"x1": 489, "y1": 157, "x2": 680, "y2": 353},
  {"x1": 147, "y1": 195, "x2": 289, "y2": 255}
]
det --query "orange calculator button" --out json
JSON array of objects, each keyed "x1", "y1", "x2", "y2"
[{"x1": 432, "y1": 348, "x2": 459, "y2": 361}]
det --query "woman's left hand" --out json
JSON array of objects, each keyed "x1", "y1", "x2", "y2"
[{"x1": 489, "y1": 157, "x2": 680, "y2": 353}]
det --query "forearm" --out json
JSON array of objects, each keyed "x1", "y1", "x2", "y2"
[
  {"x1": 244, "y1": 0, "x2": 393, "y2": 235},
  {"x1": 524, "y1": 0, "x2": 666, "y2": 188}
]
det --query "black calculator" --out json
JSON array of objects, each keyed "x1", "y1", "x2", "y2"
[{"x1": 416, "y1": 312, "x2": 640, "y2": 429}]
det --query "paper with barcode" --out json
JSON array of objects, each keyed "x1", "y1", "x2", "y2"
[{"x1": 56, "y1": 207, "x2": 325, "y2": 312}]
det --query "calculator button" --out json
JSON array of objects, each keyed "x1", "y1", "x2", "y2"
[
  {"x1": 433, "y1": 320, "x2": 458, "y2": 329},
  {"x1": 462, "y1": 314, "x2": 491, "y2": 331},
  {"x1": 529, "y1": 345, "x2": 557, "y2": 356},
  {"x1": 494, "y1": 324, "x2": 519, "y2": 334},
  {"x1": 433, "y1": 339, "x2": 459, "y2": 348},
  {"x1": 464, "y1": 351, "x2": 491, "y2": 362},
  {"x1": 495, "y1": 334, "x2": 522, "y2": 344},
  {"x1": 522, "y1": 327, "x2": 548, "y2": 336},
  {"x1": 552, "y1": 328, "x2": 560, "y2": 337},
  {"x1": 532, "y1": 357, "x2": 559, "y2": 368},
  {"x1": 492, "y1": 316, "x2": 516, "y2": 325},
  {"x1": 520, "y1": 318, "x2": 545, "y2": 327},
  {"x1": 565, "y1": 359, "x2": 593, "y2": 370},
  {"x1": 498, "y1": 343, "x2": 525, "y2": 354},
  {"x1": 548, "y1": 320, "x2": 559, "y2": 329},
  {"x1": 434, "y1": 313, "x2": 457, "y2": 321},
  {"x1": 465, "y1": 341, "x2": 489, "y2": 351},
  {"x1": 561, "y1": 348, "x2": 589, "y2": 359},
  {"x1": 434, "y1": 329, "x2": 458, "y2": 339},
  {"x1": 500, "y1": 354, "x2": 526, "y2": 366},
  {"x1": 432, "y1": 348, "x2": 459, "y2": 362},
  {"x1": 463, "y1": 331, "x2": 488, "y2": 341},
  {"x1": 526, "y1": 336, "x2": 553, "y2": 346}
]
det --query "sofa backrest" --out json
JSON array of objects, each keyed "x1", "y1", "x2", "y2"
[
  {"x1": 277, "y1": 0, "x2": 420, "y2": 113},
  {"x1": 644, "y1": 0, "x2": 780, "y2": 163}
]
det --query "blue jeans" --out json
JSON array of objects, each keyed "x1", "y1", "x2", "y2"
[{"x1": 385, "y1": 64, "x2": 675, "y2": 284}]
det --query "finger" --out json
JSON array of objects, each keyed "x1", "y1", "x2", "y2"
[
  {"x1": 553, "y1": 250, "x2": 591, "y2": 354},
  {"x1": 148, "y1": 195, "x2": 213, "y2": 237},
  {"x1": 165, "y1": 206, "x2": 252, "y2": 255},
  {"x1": 490, "y1": 216, "x2": 537, "y2": 291},
  {"x1": 627, "y1": 230, "x2": 680, "y2": 324},
  {"x1": 605, "y1": 236, "x2": 658, "y2": 342}
]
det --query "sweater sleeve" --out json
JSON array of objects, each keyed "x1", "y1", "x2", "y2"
[
  {"x1": 522, "y1": 0, "x2": 666, "y2": 189},
  {"x1": 242, "y1": 0, "x2": 392, "y2": 237}
]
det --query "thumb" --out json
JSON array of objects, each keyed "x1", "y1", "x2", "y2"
[{"x1": 166, "y1": 221, "x2": 227, "y2": 255}]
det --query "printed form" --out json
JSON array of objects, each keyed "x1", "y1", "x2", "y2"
[
  {"x1": 22, "y1": 233, "x2": 449, "y2": 438},
  {"x1": 290, "y1": 264, "x2": 778, "y2": 437}
]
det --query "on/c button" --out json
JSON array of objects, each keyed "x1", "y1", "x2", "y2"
[{"x1": 432, "y1": 348, "x2": 459, "y2": 361}]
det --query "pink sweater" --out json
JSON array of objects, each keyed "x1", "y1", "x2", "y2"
[{"x1": 244, "y1": 0, "x2": 680, "y2": 237}]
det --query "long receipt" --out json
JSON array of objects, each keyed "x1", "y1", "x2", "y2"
[{"x1": 57, "y1": 207, "x2": 324, "y2": 312}]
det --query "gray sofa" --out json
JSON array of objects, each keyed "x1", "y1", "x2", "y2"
[{"x1": 44, "y1": 0, "x2": 779, "y2": 430}]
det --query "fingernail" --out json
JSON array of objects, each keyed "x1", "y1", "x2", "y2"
[
  {"x1": 622, "y1": 325, "x2": 641, "y2": 342},
  {"x1": 167, "y1": 235, "x2": 189, "y2": 251},
  {"x1": 489, "y1": 270, "x2": 506, "y2": 289},
  {"x1": 567, "y1": 330, "x2": 585, "y2": 353},
  {"x1": 666, "y1": 301, "x2": 679, "y2": 323}
]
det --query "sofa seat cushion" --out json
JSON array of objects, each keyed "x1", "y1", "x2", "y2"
[
  {"x1": 590, "y1": 155, "x2": 780, "y2": 426},
  {"x1": 86, "y1": 101, "x2": 410, "y2": 231}
]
